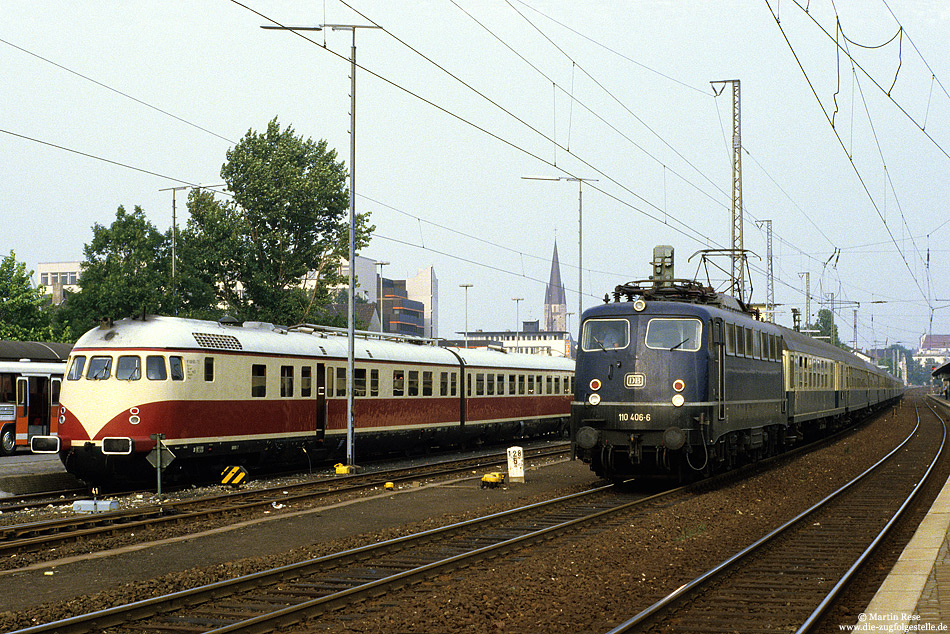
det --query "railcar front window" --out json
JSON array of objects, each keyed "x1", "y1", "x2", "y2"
[
  {"x1": 582, "y1": 319, "x2": 629, "y2": 351},
  {"x1": 645, "y1": 318, "x2": 703, "y2": 352},
  {"x1": 86, "y1": 356, "x2": 112, "y2": 380},
  {"x1": 170, "y1": 356, "x2": 184, "y2": 381},
  {"x1": 67, "y1": 356, "x2": 86, "y2": 381},
  {"x1": 116, "y1": 356, "x2": 141, "y2": 380},
  {"x1": 146, "y1": 356, "x2": 167, "y2": 380}
]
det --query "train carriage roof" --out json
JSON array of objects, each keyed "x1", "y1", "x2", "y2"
[
  {"x1": 0, "y1": 340, "x2": 72, "y2": 362},
  {"x1": 72, "y1": 316, "x2": 574, "y2": 374}
]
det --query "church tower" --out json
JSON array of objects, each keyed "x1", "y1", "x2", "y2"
[{"x1": 544, "y1": 241, "x2": 567, "y2": 332}]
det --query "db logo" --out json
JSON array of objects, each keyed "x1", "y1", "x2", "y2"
[{"x1": 624, "y1": 373, "x2": 645, "y2": 388}]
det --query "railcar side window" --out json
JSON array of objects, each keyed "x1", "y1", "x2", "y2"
[
  {"x1": 582, "y1": 319, "x2": 629, "y2": 351},
  {"x1": 497, "y1": 374, "x2": 504, "y2": 394},
  {"x1": 440, "y1": 372, "x2": 448, "y2": 396},
  {"x1": 204, "y1": 357, "x2": 214, "y2": 382},
  {"x1": 408, "y1": 371, "x2": 419, "y2": 397},
  {"x1": 645, "y1": 318, "x2": 703, "y2": 352},
  {"x1": 336, "y1": 368, "x2": 346, "y2": 397},
  {"x1": 281, "y1": 366, "x2": 294, "y2": 397},
  {"x1": 476, "y1": 373, "x2": 484, "y2": 396},
  {"x1": 251, "y1": 365, "x2": 266, "y2": 397},
  {"x1": 302, "y1": 366, "x2": 312, "y2": 397},
  {"x1": 170, "y1": 356, "x2": 184, "y2": 381},
  {"x1": 422, "y1": 371, "x2": 433, "y2": 396},
  {"x1": 67, "y1": 356, "x2": 86, "y2": 381},
  {"x1": 509, "y1": 374, "x2": 516, "y2": 395},
  {"x1": 354, "y1": 368, "x2": 366, "y2": 397},
  {"x1": 393, "y1": 370, "x2": 404, "y2": 397},
  {"x1": 518, "y1": 375, "x2": 526, "y2": 395},
  {"x1": 146, "y1": 356, "x2": 167, "y2": 380},
  {"x1": 86, "y1": 356, "x2": 112, "y2": 380},
  {"x1": 371, "y1": 369, "x2": 379, "y2": 397},
  {"x1": 450, "y1": 372, "x2": 457, "y2": 396},
  {"x1": 486, "y1": 373, "x2": 494, "y2": 396}
]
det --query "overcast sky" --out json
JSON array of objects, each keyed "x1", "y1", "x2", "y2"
[{"x1": 3, "y1": 1, "x2": 948, "y2": 350}]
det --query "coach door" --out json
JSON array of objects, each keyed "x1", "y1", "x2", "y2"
[{"x1": 315, "y1": 363, "x2": 326, "y2": 439}]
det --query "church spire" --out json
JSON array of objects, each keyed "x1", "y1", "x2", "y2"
[{"x1": 544, "y1": 241, "x2": 567, "y2": 332}]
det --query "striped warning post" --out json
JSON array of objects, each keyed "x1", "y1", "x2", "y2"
[{"x1": 221, "y1": 465, "x2": 248, "y2": 487}]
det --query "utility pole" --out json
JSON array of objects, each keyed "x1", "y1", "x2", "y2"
[
  {"x1": 799, "y1": 272, "x2": 811, "y2": 331},
  {"x1": 460, "y1": 284, "x2": 472, "y2": 348},
  {"x1": 513, "y1": 298, "x2": 524, "y2": 353},
  {"x1": 756, "y1": 220, "x2": 773, "y2": 322},
  {"x1": 712, "y1": 79, "x2": 743, "y2": 303}
]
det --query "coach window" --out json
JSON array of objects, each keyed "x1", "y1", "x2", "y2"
[
  {"x1": 204, "y1": 357, "x2": 214, "y2": 382},
  {"x1": 509, "y1": 374, "x2": 517, "y2": 395},
  {"x1": 67, "y1": 356, "x2": 86, "y2": 381},
  {"x1": 146, "y1": 356, "x2": 167, "y2": 380},
  {"x1": 440, "y1": 372, "x2": 448, "y2": 396},
  {"x1": 336, "y1": 368, "x2": 346, "y2": 396},
  {"x1": 450, "y1": 371, "x2": 457, "y2": 396},
  {"x1": 170, "y1": 356, "x2": 184, "y2": 381},
  {"x1": 251, "y1": 364, "x2": 266, "y2": 397},
  {"x1": 393, "y1": 370, "x2": 405, "y2": 397},
  {"x1": 371, "y1": 369, "x2": 379, "y2": 397},
  {"x1": 582, "y1": 318, "x2": 629, "y2": 351},
  {"x1": 302, "y1": 366, "x2": 312, "y2": 397},
  {"x1": 408, "y1": 370, "x2": 419, "y2": 397},
  {"x1": 546, "y1": 376, "x2": 553, "y2": 395},
  {"x1": 519, "y1": 374, "x2": 526, "y2": 395},
  {"x1": 497, "y1": 374, "x2": 504, "y2": 394},
  {"x1": 86, "y1": 356, "x2": 112, "y2": 380},
  {"x1": 554, "y1": 376, "x2": 561, "y2": 394},
  {"x1": 476, "y1": 373, "x2": 484, "y2": 396},
  {"x1": 422, "y1": 371, "x2": 433, "y2": 396},
  {"x1": 486, "y1": 373, "x2": 494, "y2": 396},
  {"x1": 527, "y1": 375, "x2": 535, "y2": 394},
  {"x1": 281, "y1": 366, "x2": 294, "y2": 397},
  {"x1": 354, "y1": 368, "x2": 367, "y2": 397}
]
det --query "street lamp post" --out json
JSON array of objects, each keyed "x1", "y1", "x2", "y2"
[
  {"x1": 460, "y1": 284, "x2": 472, "y2": 348},
  {"x1": 522, "y1": 176, "x2": 597, "y2": 329},
  {"x1": 512, "y1": 297, "x2": 523, "y2": 353},
  {"x1": 262, "y1": 22, "x2": 380, "y2": 470}
]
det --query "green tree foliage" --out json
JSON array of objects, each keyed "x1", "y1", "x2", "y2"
[
  {"x1": 0, "y1": 251, "x2": 51, "y2": 340},
  {"x1": 57, "y1": 206, "x2": 172, "y2": 337},
  {"x1": 811, "y1": 309, "x2": 844, "y2": 348},
  {"x1": 185, "y1": 118, "x2": 373, "y2": 325}
]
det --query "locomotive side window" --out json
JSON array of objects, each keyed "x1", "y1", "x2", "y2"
[
  {"x1": 735, "y1": 326, "x2": 745, "y2": 356},
  {"x1": 645, "y1": 318, "x2": 702, "y2": 352},
  {"x1": 726, "y1": 324, "x2": 736, "y2": 355},
  {"x1": 281, "y1": 366, "x2": 294, "y2": 397},
  {"x1": 582, "y1": 319, "x2": 629, "y2": 351},
  {"x1": 302, "y1": 366, "x2": 312, "y2": 397},
  {"x1": 170, "y1": 356, "x2": 184, "y2": 381},
  {"x1": 86, "y1": 356, "x2": 112, "y2": 380},
  {"x1": 67, "y1": 356, "x2": 86, "y2": 380},
  {"x1": 251, "y1": 364, "x2": 266, "y2": 397},
  {"x1": 146, "y1": 356, "x2": 167, "y2": 380}
]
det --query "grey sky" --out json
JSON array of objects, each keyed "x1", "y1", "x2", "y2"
[{"x1": 3, "y1": 1, "x2": 948, "y2": 350}]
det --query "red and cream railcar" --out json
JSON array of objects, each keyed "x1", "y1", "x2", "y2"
[{"x1": 32, "y1": 315, "x2": 574, "y2": 483}]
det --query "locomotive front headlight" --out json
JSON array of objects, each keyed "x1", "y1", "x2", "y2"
[
  {"x1": 671, "y1": 394, "x2": 685, "y2": 407},
  {"x1": 588, "y1": 393, "x2": 601, "y2": 406},
  {"x1": 633, "y1": 299, "x2": 646, "y2": 312}
]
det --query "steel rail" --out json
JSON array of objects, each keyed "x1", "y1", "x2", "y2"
[
  {"x1": 795, "y1": 402, "x2": 947, "y2": 633},
  {"x1": 0, "y1": 443, "x2": 568, "y2": 555},
  {"x1": 606, "y1": 401, "x2": 940, "y2": 633}
]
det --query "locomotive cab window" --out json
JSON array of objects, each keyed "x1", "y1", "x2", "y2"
[
  {"x1": 645, "y1": 318, "x2": 702, "y2": 352},
  {"x1": 582, "y1": 319, "x2": 629, "y2": 351}
]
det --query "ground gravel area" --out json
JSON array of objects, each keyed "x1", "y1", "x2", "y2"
[{"x1": 0, "y1": 400, "x2": 925, "y2": 633}]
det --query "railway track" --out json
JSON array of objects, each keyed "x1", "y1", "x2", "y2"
[
  {"x1": 607, "y1": 401, "x2": 946, "y2": 634},
  {"x1": 0, "y1": 443, "x2": 569, "y2": 559}
]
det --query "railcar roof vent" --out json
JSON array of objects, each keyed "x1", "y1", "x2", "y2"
[
  {"x1": 218, "y1": 314, "x2": 243, "y2": 327},
  {"x1": 193, "y1": 332, "x2": 243, "y2": 350}
]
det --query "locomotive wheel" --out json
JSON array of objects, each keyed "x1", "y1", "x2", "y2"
[{"x1": 0, "y1": 425, "x2": 16, "y2": 456}]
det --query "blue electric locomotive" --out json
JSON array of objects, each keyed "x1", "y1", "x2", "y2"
[{"x1": 571, "y1": 247, "x2": 903, "y2": 481}]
